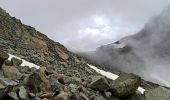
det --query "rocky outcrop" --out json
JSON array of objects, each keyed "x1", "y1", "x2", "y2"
[{"x1": 110, "y1": 74, "x2": 141, "y2": 97}]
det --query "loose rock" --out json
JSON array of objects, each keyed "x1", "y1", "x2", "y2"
[
  {"x1": 110, "y1": 73, "x2": 141, "y2": 97},
  {"x1": 89, "y1": 76, "x2": 110, "y2": 92},
  {"x1": 19, "y1": 86, "x2": 27, "y2": 99}
]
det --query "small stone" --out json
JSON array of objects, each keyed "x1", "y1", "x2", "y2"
[
  {"x1": 54, "y1": 92, "x2": 69, "y2": 100},
  {"x1": 29, "y1": 93, "x2": 36, "y2": 98},
  {"x1": 39, "y1": 92, "x2": 53, "y2": 98},
  {"x1": 8, "y1": 92, "x2": 18, "y2": 100},
  {"x1": 45, "y1": 66, "x2": 55, "y2": 75},
  {"x1": 19, "y1": 86, "x2": 27, "y2": 99},
  {"x1": 105, "y1": 92, "x2": 112, "y2": 98},
  {"x1": 79, "y1": 92, "x2": 89, "y2": 100},
  {"x1": 69, "y1": 84, "x2": 77, "y2": 89}
]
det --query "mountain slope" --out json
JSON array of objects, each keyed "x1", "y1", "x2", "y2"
[
  {"x1": 1, "y1": 7, "x2": 169, "y2": 100},
  {"x1": 0, "y1": 8, "x2": 99, "y2": 79}
]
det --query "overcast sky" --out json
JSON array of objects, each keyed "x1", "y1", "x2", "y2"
[{"x1": 1, "y1": 0, "x2": 170, "y2": 51}]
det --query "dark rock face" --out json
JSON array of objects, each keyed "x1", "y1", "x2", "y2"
[
  {"x1": 124, "y1": 92, "x2": 145, "y2": 100},
  {"x1": 0, "y1": 50, "x2": 9, "y2": 67},
  {"x1": 110, "y1": 74, "x2": 141, "y2": 97},
  {"x1": 89, "y1": 76, "x2": 110, "y2": 92},
  {"x1": 11, "y1": 57, "x2": 22, "y2": 66}
]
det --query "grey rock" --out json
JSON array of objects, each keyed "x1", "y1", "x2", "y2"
[
  {"x1": 1, "y1": 65, "x2": 22, "y2": 79},
  {"x1": 89, "y1": 76, "x2": 110, "y2": 92},
  {"x1": 145, "y1": 86, "x2": 170, "y2": 100},
  {"x1": 28, "y1": 93, "x2": 36, "y2": 98},
  {"x1": 0, "y1": 78, "x2": 18, "y2": 98},
  {"x1": 79, "y1": 92, "x2": 89, "y2": 100},
  {"x1": 4, "y1": 60, "x2": 13, "y2": 66},
  {"x1": 26, "y1": 71, "x2": 51, "y2": 93},
  {"x1": 19, "y1": 86, "x2": 27, "y2": 99},
  {"x1": 0, "y1": 78, "x2": 18, "y2": 86},
  {"x1": 11, "y1": 57, "x2": 22, "y2": 66},
  {"x1": 110, "y1": 73, "x2": 141, "y2": 97},
  {"x1": 0, "y1": 50, "x2": 9, "y2": 67},
  {"x1": 8, "y1": 92, "x2": 18, "y2": 100},
  {"x1": 69, "y1": 84, "x2": 77, "y2": 89}
]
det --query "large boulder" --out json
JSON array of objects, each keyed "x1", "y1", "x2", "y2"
[
  {"x1": 145, "y1": 86, "x2": 170, "y2": 100},
  {"x1": 0, "y1": 50, "x2": 9, "y2": 67},
  {"x1": 1, "y1": 65, "x2": 22, "y2": 79},
  {"x1": 110, "y1": 73, "x2": 141, "y2": 97},
  {"x1": 26, "y1": 69, "x2": 52, "y2": 94},
  {"x1": 89, "y1": 76, "x2": 110, "y2": 92}
]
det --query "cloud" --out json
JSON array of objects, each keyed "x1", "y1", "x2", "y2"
[{"x1": 1, "y1": 0, "x2": 170, "y2": 51}]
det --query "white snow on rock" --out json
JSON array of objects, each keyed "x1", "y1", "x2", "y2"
[
  {"x1": 88, "y1": 64, "x2": 145, "y2": 94},
  {"x1": 8, "y1": 53, "x2": 40, "y2": 69}
]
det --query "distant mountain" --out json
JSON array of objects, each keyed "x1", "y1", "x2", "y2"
[{"x1": 82, "y1": 6, "x2": 170, "y2": 86}]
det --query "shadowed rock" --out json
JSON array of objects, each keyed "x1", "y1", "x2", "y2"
[
  {"x1": 0, "y1": 50, "x2": 9, "y2": 67},
  {"x1": 11, "y1": 57, "x2": 22, "y2": 66},
  {"x1": 89, "y1": 76, "x2": 110, "y2": 92}
]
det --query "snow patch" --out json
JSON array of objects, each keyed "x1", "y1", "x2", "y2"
[
  {"x1": 7, "y1": 53, "x2": 145, "y2": 93},
  {"x1": 8, "y1": 53, "x2": 40, "y2": 69},
  {"x1": 88, "y1": 64, "x2": 145, "y2": 94}
]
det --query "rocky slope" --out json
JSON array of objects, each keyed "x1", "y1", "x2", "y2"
[
  {"x1": 0, "y1": 7, "x2": 99, "y2": 79},
  {"x1": 82, "y1": 6, "x2": 170, "y2": 87},
  {"x1": 0, "y1": 7, "x2": 170, "y2": 100}
]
